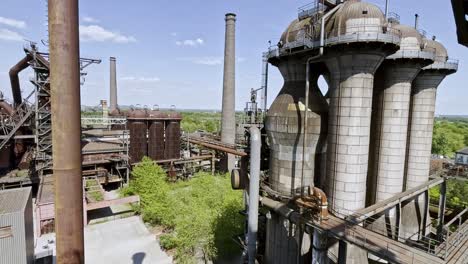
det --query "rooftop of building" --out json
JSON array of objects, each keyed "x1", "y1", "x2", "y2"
[
  {"x1": 0, "y1": 187, "x2": 31, "y2": 215},
  {"x1": 456, "y1": 147, "x2": 468, "y2": 155}
]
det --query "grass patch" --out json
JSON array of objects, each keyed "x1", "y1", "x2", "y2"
[{"x1": 122, "y1": 157, "x2": 243, "y2": 263}]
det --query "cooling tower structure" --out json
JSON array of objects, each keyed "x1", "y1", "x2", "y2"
[
  {"x1": 401, "y1": 39, "x2": 458, "y2": 240},
  {"x1": 366, "y1": 23, "x2": 435, "y2": 238},
  {"x1": 220, "y1": 13, "x2": 236, "y2": 172}
]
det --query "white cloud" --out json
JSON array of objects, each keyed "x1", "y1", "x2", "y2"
[
  {"x1": 83, "y1": 16, "x2": 99, "y2": 23},
  {"x1": 0, "y1": 16, "x2": 26, "y2": 29},
  {"x1": 175, "y1": 38, "x2": 204, "y2": 47},
  {"x1": 79, "y1": 25, "x2": 136, "y2": 43},
  {"x1": 121, "y1": 76, "x2": 160, "y2": 82},
  {"x1": 170, "y1": 32, "x2": 177, "y2": 37},
  {"x1": 0, "y1": 28, "x2": 24, "y2": 41}
]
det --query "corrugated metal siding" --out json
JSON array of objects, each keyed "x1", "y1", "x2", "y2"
[
  {"x1": 0, "y1": 211, "x2": 27, "y2": 264},
  {"x1": 0, "y1": 187, "x2": 33, "y2": 264}
]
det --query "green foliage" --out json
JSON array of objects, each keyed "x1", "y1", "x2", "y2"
[
  {"x1": 432, "y1": 121, "x2": 468, "y2": 158},
  {"x1": 123, "y1": 159, "x2": 243, "y2": 263},
  {"x1": 429, "y1": 180, "x2": 468, "y2": 209},
  {"x1": 180, "y1": 112, "x2": 221, "y2": 133}
]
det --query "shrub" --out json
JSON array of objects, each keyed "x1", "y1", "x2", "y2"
[{"x1": 123, "y1": 160, "x2": 243, "y2": 263}]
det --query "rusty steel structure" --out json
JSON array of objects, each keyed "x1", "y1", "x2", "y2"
[
  {"x1": 127, "y1": 109, "x2": 148, "y2": 163},
  {"x1": 148, "y1": 109, "x2": 165, "y2": 161},
  {"x1": 127, "y1": 108, "x2": 182, "y2": 163},
  {"x1": 48, "y1": 0, "x2": 84, "y2": 262}
]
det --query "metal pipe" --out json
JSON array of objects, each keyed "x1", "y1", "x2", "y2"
[
  {"x1": 9, "y1": 55, "x2": 31, "y2": 107},
  {"x1": 109, "y1": 57, "x2": 117, "y2": 113},
  {"x1": 247, "y1": 126, "x2": 261, "y2": 264},
  {"x1": 414, "y1": 14, "x2": 419, "y2": 29},
  {"x1": 299, "y1": 3, "x2": 342, "y2": 197},
  {"x1": 48, "y1": 0, "x2": 84, "y2": 262},
  {"x1": 261, "y1": 52, "x2": 269, "y2": 113},
  {"x1": 385, "y1": 0, "x2": 389, "y2": 19}
]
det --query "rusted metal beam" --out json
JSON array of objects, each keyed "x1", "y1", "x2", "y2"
[
  {"x1": 85, "y1": 196, "x2": 139, "y2": 211},
  {"x1": 187, "y1": 137, "x2": 247, "y2": 157},
  {"x1": 48, "y1": 0, "x2": 84, "y2": 263}
]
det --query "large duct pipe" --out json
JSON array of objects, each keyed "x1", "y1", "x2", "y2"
[
  {"x1": 220, "y1": 13, "x2": 237, "y2": 172},
  {"x1": 109, "y1": 57, "x2": 117, "y2": 113},
  {"x1": 48, "y1": 0, "x2": 84, "y2": 262},
  {"x1": 247, "y1": 126, "x2": 261, "y2": 264},
  {"x1": 9, "y1": 55, "x2": 31, "y2": 107}
]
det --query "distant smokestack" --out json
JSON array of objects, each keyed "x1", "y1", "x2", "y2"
[
  {"x1": 414, "y1": 14, "x2": 419, "y2": 29},
  {"x1": 221, "y1": 13, "x2": 236, "y2": 172},
  {"x1": 109, "y1": 57, "x2": 117, "y2": 112}
]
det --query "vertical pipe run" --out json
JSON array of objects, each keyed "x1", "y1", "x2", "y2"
[
  {"x1": 385, "y1": 0, "x2": 389, "y2": 19},
  {"x1": 48, "y1": 0, "x2": 84, "y2": 263},
  {"x1": 261, "y1": 52, "x2": 269, "y2": 113},
  {"x1": 301, "y1": 61, "x2": 311, "y2": 197},
  {"x1": 247, "y1": 126, "x2": 261, "y2": 264},
  {"x1": 221, "y1": 13, "x2": 237, "y2": 172},
  {"x1": 109, "y1": 57, "x2": 117, "y2": 113}
]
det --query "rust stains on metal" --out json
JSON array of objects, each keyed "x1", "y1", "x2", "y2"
[
  {"x1": 185, "y1": 136, "x2": 247, "y2": 157},
  {"x1": 48, "y1": 0, "x2": 84, "y2": 262}
]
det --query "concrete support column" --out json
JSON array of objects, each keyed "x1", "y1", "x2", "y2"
[
  {"x1": 220, "y1": 13, "x2": 237, "y2": 172},
  {"x1": 367, "y1": 62, "x2": 421, "y2": 238},
  {"x1": 325, "y1": 52, "x2": 385, "y2": 264},
  {"x1": 401, "y1": 71, "x2": 446, "y2": 240}
]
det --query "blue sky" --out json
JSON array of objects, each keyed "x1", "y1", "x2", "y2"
[{"x1": 0, "y1": 0, "x2": 466, "y2": 114}]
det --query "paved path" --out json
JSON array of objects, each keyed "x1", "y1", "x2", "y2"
[{"x1": 85, "y1": 216, "x2": 172, "y2": 264}]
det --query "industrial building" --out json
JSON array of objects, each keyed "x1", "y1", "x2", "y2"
[{"x1": 0, "y1": 187, "x2": 34, "y2": 264}]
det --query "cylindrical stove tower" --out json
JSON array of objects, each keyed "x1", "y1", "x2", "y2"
[
  {"x1": 148, "y1": 109, "x2": 166, "y2": 161},
  {"x1": 265, "y1": 57, "x2": 328, "y2": 197},
  {"x1": 322, "y1": 2, "x2": 400, "y2": 263},
  {"x1": 128, "y1": 109, "x2": 148, "y2": 163},
  {"x1": 164, "y1": 111, "x2": 182, "y2": 160},
  {"x1": 401, "y1": 39, "x2": 458, "y2": 240},
  {"x1": 366, "y1": 23, "x2": 434, "y2": 239}
]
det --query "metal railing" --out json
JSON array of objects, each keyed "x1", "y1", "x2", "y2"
[
  {"x1": 81, "y1": 117, "x2": 127, "y2": 126},
  {"x1": 269, "y1": 23, "x2": 402, "y2": 59}
]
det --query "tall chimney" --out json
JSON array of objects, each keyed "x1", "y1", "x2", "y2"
[
  {"x1": 221, "y1": 13, "x2": 236, "y2": 172},
  {"x1": 48, "y1": 0, "x2": 84, "y2": 262},
  {"x1": 109, "y1": 56, "x2": 118, "y2": 113}
]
